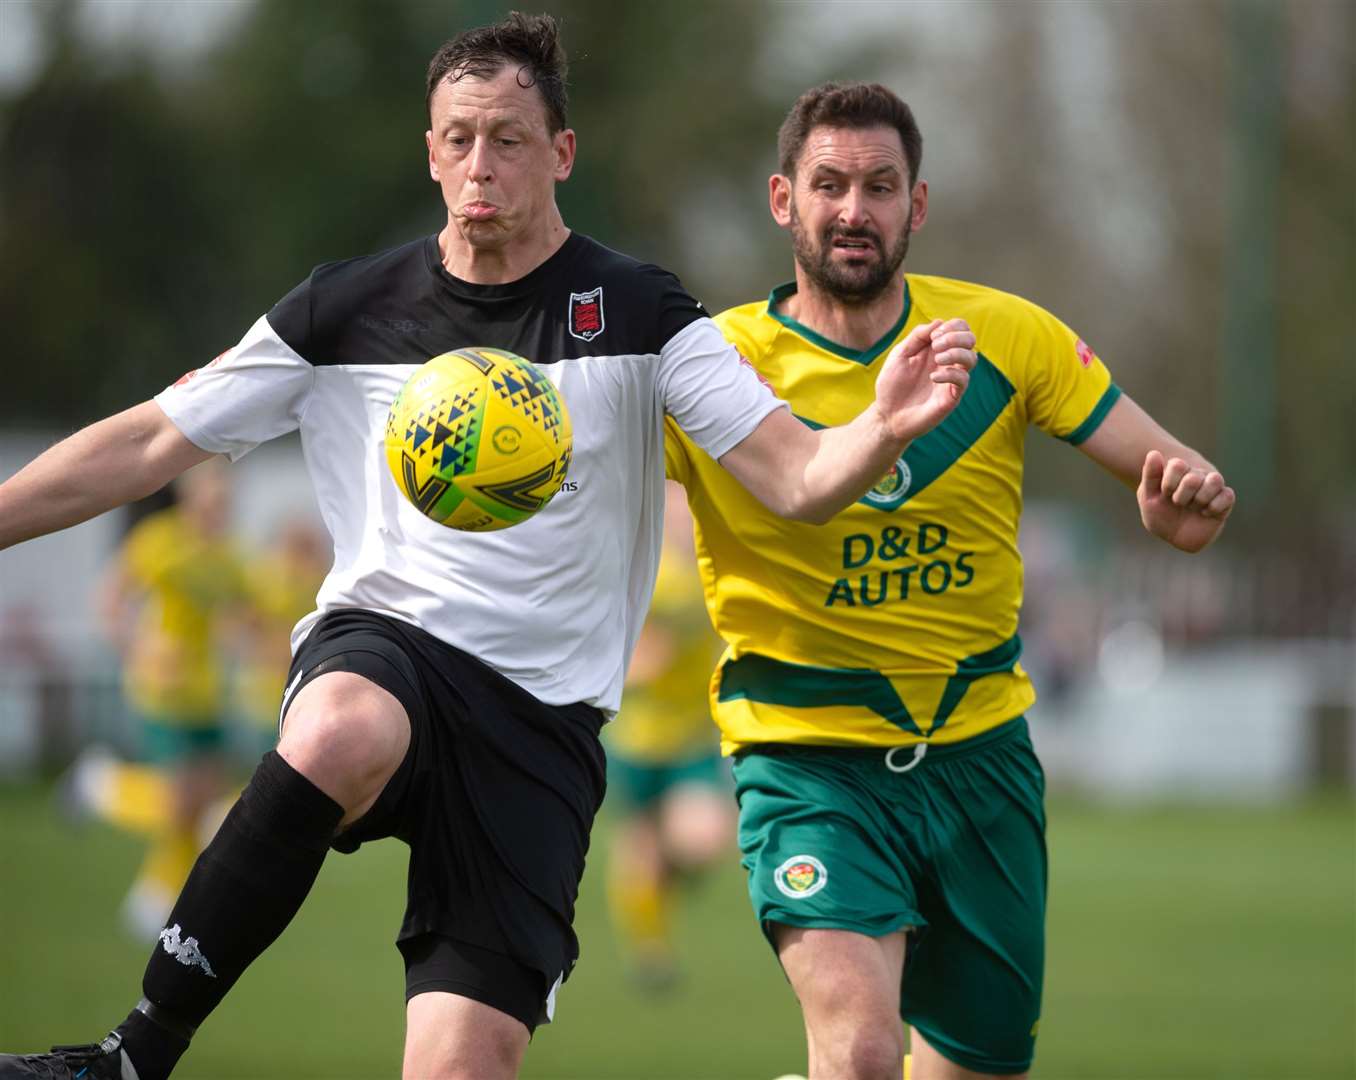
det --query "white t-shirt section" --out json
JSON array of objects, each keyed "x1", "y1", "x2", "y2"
[{"x1": 155, "y1": 315, "x2": 784, "y2": 715}]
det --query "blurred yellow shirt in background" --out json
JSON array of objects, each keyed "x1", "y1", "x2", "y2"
[{"x1": 119, "y1": 508, "x2": 247, "y2": 723}]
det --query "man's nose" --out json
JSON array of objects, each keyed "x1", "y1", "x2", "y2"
[
  {"x1": 838, "y1": 186, "x2": 868, "y2": 229},
  {"x1": 467, "y1": 136, "x2": 494, "y2": 183}
]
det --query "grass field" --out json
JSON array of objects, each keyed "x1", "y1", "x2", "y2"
[{"x1": 1, "y1": 784, "x2": 1352, "y2": 1079}]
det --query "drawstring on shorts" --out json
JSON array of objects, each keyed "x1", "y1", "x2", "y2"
[{"x1": 884, "y1": 743, "x2": 928, "y2": 774}]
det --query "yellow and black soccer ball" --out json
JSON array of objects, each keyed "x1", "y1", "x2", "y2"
[{"x1": 385, "y1": 348, "x2": 572, "y2": 531}]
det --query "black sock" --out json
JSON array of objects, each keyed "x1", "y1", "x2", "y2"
[
  {"x1": 116, "y1": 750, "x2": 343, "y2": 1079},
  {"x1": 113, "y1": 1006, "x2": 189, "y2": 1080}
]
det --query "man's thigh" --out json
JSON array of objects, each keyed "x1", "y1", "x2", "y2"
[{"x1": 404, "y1": 989, "x2": 530, "y2": 1080}]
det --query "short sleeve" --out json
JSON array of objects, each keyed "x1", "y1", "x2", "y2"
[
  {"x1": 1018, "y1": 305, "x2": 1119, "y2": 445},
  {"x1": 633, "y1": 264, "x2": 709, "y2": 355},
  {"x1": 154, "y1": 310, "x2": 315, "y2": 463},
  {"x1": 656, "y1": 318, "x2": 787, "y2": 461}
]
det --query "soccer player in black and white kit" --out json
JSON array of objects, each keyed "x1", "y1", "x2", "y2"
[{"x1": 0, "y1": 14, "x2": 977, "y2": 1080}]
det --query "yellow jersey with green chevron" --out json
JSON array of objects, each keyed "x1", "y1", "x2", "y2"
[
  {"x1": 120, "y1": 508, "x2": 248, "y2": 722},
  {"x1": 665, "y1": 276, "x2": 1120, "y2": 754}
]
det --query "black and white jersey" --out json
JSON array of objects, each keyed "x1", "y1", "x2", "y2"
[{"x1": 155, "y1": 232, "x2": 783, "y2": 714}]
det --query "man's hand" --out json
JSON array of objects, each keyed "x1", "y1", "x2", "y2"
[
  {"x1": 716, "y1": 317, "x2": 975, "y2": 524},
  {"x1": 871, "y1": 318, "x2": 976, "y2": 444},
  {"x1": 1137, "y1": 449, "x2": 1235, "y2": 553}
]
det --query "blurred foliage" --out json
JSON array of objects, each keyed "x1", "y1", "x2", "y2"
[
  {"x1": 0, "y1": 0, "x2": 1351, "y2": 550},
  {"x1": 0, "y1": 0, "x2": 785, "y2": 422}
]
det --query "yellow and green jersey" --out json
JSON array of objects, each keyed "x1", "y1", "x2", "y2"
[
  {"x1": 606, "y1": 544, "x2": 723, "y2": 764},
  {"x1": 120, "y1": 508, "x2": 247, "y2": 722},
  {"x1": 234, "y1": 554, "x2": 325, "y2": 730},
  {"x1": 666, "y1": 276, "x2": 1119, "y2": 754}
]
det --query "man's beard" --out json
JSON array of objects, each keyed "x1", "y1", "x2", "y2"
[{"x1": 790, "y1": 200, "x2": 910, "y2": 306}]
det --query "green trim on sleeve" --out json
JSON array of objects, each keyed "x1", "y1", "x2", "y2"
[{"x1": 1061, "y1": 383, "x2": 1122, "y2": 446}]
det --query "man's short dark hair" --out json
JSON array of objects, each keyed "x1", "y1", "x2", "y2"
[
  {"x1": 778, "y1": 83, "x2": 922, "y2": 187},
  {"x1": 425, "y1": 11, "x2": 568, "y2": 133}
]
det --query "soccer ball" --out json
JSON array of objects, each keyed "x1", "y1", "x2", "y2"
[{"x1": 385, "y1": 347, "x2": 572, "y2": 531}]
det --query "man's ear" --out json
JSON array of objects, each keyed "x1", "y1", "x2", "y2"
[
  {"x1": 770, "y1": 173, "x2": 794, "y2": 228},
  {"x1": 910, "y1": 179, "x2": 929, "y2": 232}
]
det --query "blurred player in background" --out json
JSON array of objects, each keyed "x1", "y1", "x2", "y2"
[
  {"x1": 67, "y1": 460, "x2": 247, "y2": 940},
  {"x1": 604, "y1": 481, "x2": 733, "y2": 989},
  {"x1": 669, "y1": 83, "x2": 1235, "y2": 1079},
  {"x1": 232, "y1": 517, "x2": 330, "y2": 758}
]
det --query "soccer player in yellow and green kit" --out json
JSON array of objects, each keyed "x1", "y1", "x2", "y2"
[
  {"x1": 667, "y1": 83, "x2": 1235, "y2": 1080},
  {"x1": 78, "y1": 461, "x2": 248, "y2": 939},
  {"x1": 604, "y1": 482, "x2": 733, "y2": 989}
]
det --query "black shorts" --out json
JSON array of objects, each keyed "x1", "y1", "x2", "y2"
[{"x1": 281, "y1": 609, "x2": 607, "y2": 1030}]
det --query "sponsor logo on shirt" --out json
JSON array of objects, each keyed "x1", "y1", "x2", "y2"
[
  {"x1": 1075, "y1": 338, "x2": 1097, "y2": 369},
  {"x1": 568, "y1": 287, "x2": 605, "y2": 342},
  {"x1": 358, "y1": 314, "x2": 430, "y2": 334},
  {"x1": 826, "y1": 522, "x2": 977, "y2": 608}
]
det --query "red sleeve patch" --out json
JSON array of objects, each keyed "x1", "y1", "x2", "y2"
[
  {"x1": 736, "y1": 350, "x2": 772, "y2": 389},
  {"x1": 1075, "y1": 339, "x2": 1097, "y2": 369},
  {"x1": 173, "y1": 351, "x2": 229, "y2": 387}
]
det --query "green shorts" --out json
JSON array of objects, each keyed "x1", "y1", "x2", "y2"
[
  {"x1": 607, "y1": 747, "x2": 729, "y2": 810},
  {"x1": 732, "y1": 717, "x2": 1046, "y2": 1075},
  {"x1": 141, "y1": 717, "x2": 227, "y2": 764}
]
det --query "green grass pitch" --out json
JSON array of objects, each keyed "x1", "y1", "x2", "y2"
[{"x1": 1, "y1": 785, "x2": 1352, "y2": 1079}]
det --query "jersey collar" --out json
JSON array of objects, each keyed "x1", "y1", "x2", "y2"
[{"x1": 765, "y1": 280, "x2": 912, "y2": 366}]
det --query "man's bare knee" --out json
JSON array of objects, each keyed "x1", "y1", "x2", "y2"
[
  {"x1": 278, "y1": 671, "x2": 410, "y2": 823},
  {"x1": 839, "y1": 1026, "x2": 906, "y2": 1080},
  {"x1": 404, "y1": 991, "x2": 529, "y2": 1080},
  {"x1": 776, "y1": 925, "x2": 907, "y2": 1080}
]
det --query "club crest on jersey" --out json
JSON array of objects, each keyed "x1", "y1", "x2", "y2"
[
  {"x1": 774, "y1": 854, "x2": 828, "y2": 899},
  {"x1": 862, "y1": 457, "x2": 912, "y2": 511},
  {"x1": 568, "y1": 287, "x2": 605, "y2": 342}
]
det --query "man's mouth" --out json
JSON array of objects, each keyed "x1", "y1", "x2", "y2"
[
  {"x1": 463, "y1": 202, "x2": 500, "y2": 221},
  {"x1": 831, "y1": 235, "x2": 877, "y2": 254}
]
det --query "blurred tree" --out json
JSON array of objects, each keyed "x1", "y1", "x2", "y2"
[
  {"x1": 1, "y1": 0, "x2": 1349, "y2": 554},
  {"x1": 0, "y1": 0, "x2": 784, "y2": 424}
]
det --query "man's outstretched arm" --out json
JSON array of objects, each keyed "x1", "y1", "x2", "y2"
[
  {"x1": 0, "y1": 401, "x2": 213, "y2": 551},
  {"x1": 718, "y1": 319, "x2": 975, "y2": 524}
]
